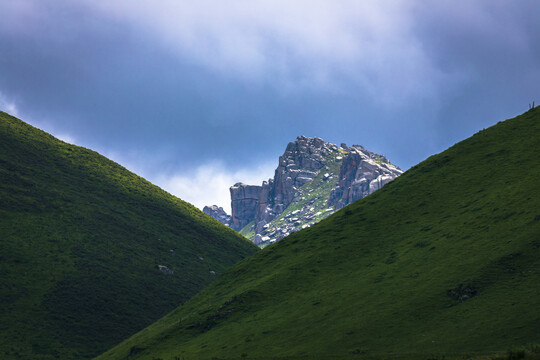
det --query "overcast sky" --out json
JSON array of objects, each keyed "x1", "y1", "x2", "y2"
[{"x1": 1, "y1": 1, "x2": 539, "y2": 212}]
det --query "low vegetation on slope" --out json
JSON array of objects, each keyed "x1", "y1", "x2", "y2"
[
  {"x1": 97, "y1": 108, "x2": 540, "y2": 360},
  {"x1": 0, "y1": 111, "x2": 259, "y2": 359}
]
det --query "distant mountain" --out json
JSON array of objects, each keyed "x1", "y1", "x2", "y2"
[
  {"x1": 0, "y1": 111, "x2": 259, "y2": 360},
  {"x1": 96, "y1": 108, "x2": 540, "y2": 360},
  {"x1": 207, "y1": 136, "x2": 402, "y2": 245}
]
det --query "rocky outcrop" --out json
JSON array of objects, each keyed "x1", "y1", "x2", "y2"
[
  {"x1": 157, "y1": 265, "x2": 174, "y2": 275},
  {"x1": 230, "y1": 183, "x2": 263, "y2": 230},
  {"x1": 328, "y1": 145, "x2": 403, "y2": 209},
  {"x1": 271, "y1": 136, "x2": 333, "y2": 210},
  {"x1": 203, "y1": 205, "x2": 232, "y2": 227},
  {"x1": 228, "y1": 136, "x2": 338, "y2": 231},
  {"x1": 205, "y1": 136, "x2": 402, "y2": 244}
]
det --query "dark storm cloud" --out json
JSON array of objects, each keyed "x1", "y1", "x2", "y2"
[
  {"x1": 410, "y1": 1, "x2": 540, "y2": 144},
  {"x1": 0, "y1": 0, "x2": 538, "y2": 209}
]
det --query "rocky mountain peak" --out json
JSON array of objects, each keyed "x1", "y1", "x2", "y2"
[{"x1": 205, "y1": 136, "x2": 402, "y2": 246}]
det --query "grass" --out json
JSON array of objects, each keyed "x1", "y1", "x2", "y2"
[
  {"x1": 240, "y1": 221, "x2": 256, "y2": 239},
  {"x1": 0, "y1": 111, "x2": 259, "y2": 359},
  {"x1": 96, "y1": 107, "x2": 540, "y2": 360}
]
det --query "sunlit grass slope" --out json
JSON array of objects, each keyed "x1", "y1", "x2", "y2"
[
  {"x1": 0, "y1": 111, "x2": 259, "y2": 359},
  {"x1": 97, "y1": 108, "x2": 540, "y2": 360}
]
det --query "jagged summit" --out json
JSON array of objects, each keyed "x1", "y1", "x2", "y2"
[{"x1": 207, "y1": 136, "x2": 402, "y2": 245}]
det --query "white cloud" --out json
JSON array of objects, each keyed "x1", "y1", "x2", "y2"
[
  {"x1": 77, "y1": 0, "x2": 446, "y2": 103},
  {"x1": 94, "y1": 150, "x2": 275, "y2": 213},
  {"x1": 92, "y1": 148, "x2": 275, "y2": 214},
  {"x1": 5, "y1": 0, "x2": 536, "y2": 108},
  {"x1": 0, "y1": 91, "x2": 19, "y2": 117},
  {"x1": 153, "y1": 161, "x2": 276, "y2": 214}
]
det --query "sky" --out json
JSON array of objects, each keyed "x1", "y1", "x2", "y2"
[{"x1": 1, "y1": 1, "x2": 539, "y2": 213}]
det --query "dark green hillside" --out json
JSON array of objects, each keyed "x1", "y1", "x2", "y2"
[
  {"x1": 97, "y1": 108, "x2": 540, "y2": 360},
  {"x1": 0, "y1": 111, "x2": 259, "y2": 360}
]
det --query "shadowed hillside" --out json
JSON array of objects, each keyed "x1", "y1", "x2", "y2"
[
  {"x1": 97, "y1": 108, "x2": 540, "y2": 360},
  {"x1": 0, "y1": 111, "x2": 259, "y2": 359}
]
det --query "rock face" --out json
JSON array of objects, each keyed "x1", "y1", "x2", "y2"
[
  {"x1": 229, "y1": 136, "x2": 337, "y2": 232},
  {"x1": 203, "y1": 205, "x2": 232, "y2": 227},
  {"x1": 271, "y1": 136, "x2": 333, "y2": 210},
  {"x1": 205, "y1": 136, "x2": 402, "y2": 245},
  {"x1": 328, "y1": 145, "x2": 402, "y2": 209},
  {"x1": 230, "y1": 183, "x2": 262, "y2": 230}
]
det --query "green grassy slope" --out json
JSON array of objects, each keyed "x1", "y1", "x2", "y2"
[
  {"x1": 97, "y1": 108, "x2": 540, "y2": 360},
  {"x1": 0, "y1": 111, "x2": 259, "y2": 360}
]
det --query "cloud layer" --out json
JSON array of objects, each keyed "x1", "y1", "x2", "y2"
[
  {"x1": 80, "y1": 1, "x2": 441, "y2": 99},
  {"x1": 154, "y1": 161, "x2": 276, "y2": 213},
  {"x1": 0, "y1": 1, "x2": 539, "y2": 210}
]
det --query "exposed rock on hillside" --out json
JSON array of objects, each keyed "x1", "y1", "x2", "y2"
[
  {"x1": 272, "y1": 136, "x2": 332, "y2": 208},
  {"x1": 328, "y1": 145, "x2": 402, "y2": 209},
  {"x1": 230, "y1": 183, "x2": 263, "y2": 230},
  {"x1": 205, "y1": 136, "x2": 402, "y2": 246},
  {"x1": 203, "y1": 205, "x2": 232, "y2": 227}
]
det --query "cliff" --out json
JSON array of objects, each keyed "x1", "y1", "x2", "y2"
[
  {"x1": 328, "y1": 145, "x2": 402, "y2": 209},
  {"x1": 207, "y1": 136, "x2": 402, "y2": 245}
]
